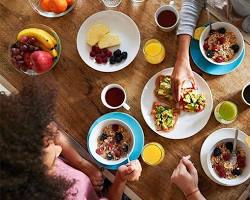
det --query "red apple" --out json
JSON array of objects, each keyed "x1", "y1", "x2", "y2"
[{"x1": 30, "y1": 51, "x2": 53, "y2": 73}]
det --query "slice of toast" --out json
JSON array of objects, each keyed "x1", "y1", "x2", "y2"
[
  {"x1": 151, "y1": 102, "x2": 179, "y2": 132},
  {"x1": 179, "y1": 88, "x2": 206, "y2": 112},
  {"x1": 155, "y1": 75, "x2": 175, "y2": 106}
]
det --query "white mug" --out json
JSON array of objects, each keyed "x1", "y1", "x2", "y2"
[
  {"x1": 155, "y1": 1, "x2": 179, "y2": 32},
  {"x1": 241, "y1": 82, "x2": 250, "y2": 106},
  {"x1": 101, "y1": 84, "x2": 130, "y2": 110}
]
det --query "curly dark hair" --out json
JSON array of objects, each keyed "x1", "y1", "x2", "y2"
[{"x1": 0, "y1": 81, "x2": 73, "y2": 200}]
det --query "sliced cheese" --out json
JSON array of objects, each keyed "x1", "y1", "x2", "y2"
[
  {"x1": 87, "y1": 24, "x2": 109, "y2": 46},
  {"x1": 98, "y1": 33, "x2": 120, "y2": 49}
]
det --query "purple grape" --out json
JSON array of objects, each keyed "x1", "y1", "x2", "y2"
[
  {"x1": 20, "y1": 36, "x2": 29, "y2": 43},
  {"x1": 20, "y1": 44, "x2": 28, "y2": 52},
  {"x1": 17, "y1": 60, "x2": 25, "y2": 65},
  {"x1": 28, "y1": 45, "x2": 35, "y2": 52},
  {"x1": 11, "y1": 48, "x2": 20, "y2": 56},
  {"x1": 15, "y1": 55, "x2": 23, "y2": 61},
  {"x1": 29, "y1": 37, "x2": 37, "y2": 44}
]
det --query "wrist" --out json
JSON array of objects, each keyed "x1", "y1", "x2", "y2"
[
  {"x1": 115, "y1": 172, "x2": 128, "y2": 184},
  {"x1": 185, "y1": 188, "x2": 201, "y2": 200},
  {"x1": 79, "y1": 159, "x2": 96, "y2": 175}
]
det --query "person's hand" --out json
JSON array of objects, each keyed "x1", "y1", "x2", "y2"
[
  {"x1": 171, "y1": 156, "x2": 198, "y2": 196},
  {"x1": 88, "y1": 166, "x2": 104, "y2": 192},
  {"x1": 171, "y1": 59, "x2": 196, "y2": 102},
  {"x1": 116, "y1": 160, "x2": 142, "y2": 182}
]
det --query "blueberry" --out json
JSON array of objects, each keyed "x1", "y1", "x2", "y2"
[
  {"x1": 232, "y1": 168, "x2": 242, "y2": 176},
  {"x1": 213, "y1": 147, "x2": 222, "y2": 156},
  {"x1": 218, "y1": 27, "x2": 226, "y2": 34},
  {"x1": 115, "y1": 56, "x2": 122, "y2": 63},
  {"x1": 206, "y1": 50, "x2": 214, "y2": 58},
  {"x1": 122, "y1": 143, "x2": 129, "y2": 153},
  {"x1": 109, "y1": 56, "x2": 116, "y2": 64},
  {"x1": 121, "y1": 52, "x2": 128, "y2": 60},
  {"x1": 106, "y1": 152, "x2": 114, "y2": 160},
  {"x1": 231, "y1": 44, "x2": 240, "y2": 53},
  {"x1": 112, "y1": 124, "x2": 119, "y2": 131},
  {"x1": 225, "y1": 142, "x2": 233, "y2": 152},
  {"x1": 100, "y1": 133, "x2": 107, "y2": 141},
  {"x1": 115, "y1": 132, "x2": 123, "y2": 143},
  {"x1": 113, "y1": 49, "x2": 121, "y2": 57}
]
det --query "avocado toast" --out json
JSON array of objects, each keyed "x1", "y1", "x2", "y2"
[
  {"x1": 151, "y1": 102, "x2": 179, "y2": 131},
  {"x1": 155, "y1": 75, "x2": 174, "y2": 105}
]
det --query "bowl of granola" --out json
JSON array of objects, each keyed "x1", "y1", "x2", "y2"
[
  {"x1": 199, "y1": 22, "x2": 244, "y2": 65},
  {"x1": 207, "y1": 138, "x2": 250, "y2": 186},
  {"x1": 88, "y1": 119, "x2": 134, "y2": 166}
]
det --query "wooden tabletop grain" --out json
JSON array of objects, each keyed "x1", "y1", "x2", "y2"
[{"x1": 0, "y1": 0, "x2": 250, "y2": 199}]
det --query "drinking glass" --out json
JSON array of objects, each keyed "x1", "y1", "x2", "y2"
[
  {"x1": 131, "y1": 0, "x2": 145, "y2": 3},
  {"x1": 143, "y1": 39, "x2": 165, "y2": 64},
  {"x1": 214, "y1": 101, "x2": 238, "y2": 124},
  {"x1": 102, "y1": 0, "x2": 122, "y2": 8}
]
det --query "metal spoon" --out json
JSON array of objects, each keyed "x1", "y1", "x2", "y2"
[{"x1": 230, "y1": 129, "x2": 239, "y2": 165}]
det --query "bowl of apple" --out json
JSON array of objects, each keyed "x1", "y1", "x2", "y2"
[{"x1": 9, "y1": 24, "x2": 61, "y2": 76}]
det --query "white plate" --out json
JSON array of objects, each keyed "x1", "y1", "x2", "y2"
[
  {"x1": 76, "y1": 10, "x2": 140, "y2": 72},
  {"x1": 200, "y1": 128, "x2": 250, "y2": 186},
  {"x1": 140, "y1": 68, "x2": 213, "y2": 139}
]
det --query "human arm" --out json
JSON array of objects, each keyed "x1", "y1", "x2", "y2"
[
  {"x1": 172, "y1": 0, "x2": 204, "y2": 101},
  {"x1": 48, "y1": 122, "x2": 104, "y2": 191},
  {"x1": 171, "y1": 156, "x2": 206, "y2": 200},
  {"x1": 107, "y1": 160, "x2": 142, "y2": 200}
]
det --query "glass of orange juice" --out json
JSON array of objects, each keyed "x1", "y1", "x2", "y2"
[
  {"x1": 143, "y1": 39, "x2": 165, "y2": 64},
  {"x1": 141, "y1": 142, "x2": 165, "y2": 166}
]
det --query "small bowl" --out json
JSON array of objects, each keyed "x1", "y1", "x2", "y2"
[
  {"x1": 241, "y1": 82, "x2": 250, "y2": 106},
  {"x1": 28, "y1": 0, "x2": 77, "y2": 18},
  {"x1": 207, "y1": 138, "x2": 250, "y2": 186},
  {"x1": 88, "y1": 119, "x2": 135, "y2": 166},
  {"x1": 9, "y1": 24, "x2": 61, "y2": 76},
  {"x1": 199, "y1": 22, "x2": 244, "y2": 65}
]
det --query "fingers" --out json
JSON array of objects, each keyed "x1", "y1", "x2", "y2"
[
  {"x1": 93, "y1": 185, "x2": 103, "y2": 192},
  {"x1": 182, "y1": 157, "x2": 197, "y2": 176},
  {"x1": 176, "y1": 80, "x2": 182, "y2": 102},
  {"x1": 190, "y1": 77, "x2": 197, "y2": 89}
]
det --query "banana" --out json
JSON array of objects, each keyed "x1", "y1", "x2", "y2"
[
  {"x1": 34, "y1": 42, "x2": 58, "y2": 59},
  {"x1": 17, "y1": 28, "x2": 57, "y2": 50}
]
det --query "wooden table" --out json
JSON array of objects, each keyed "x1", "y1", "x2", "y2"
[{"x1": 0, "y1": 0, "x2": 250, "y2": 199}]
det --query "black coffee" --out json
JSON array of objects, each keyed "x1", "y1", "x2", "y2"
[{"x1": 243, "y1": 85, "x2": 250, "y2": 104}]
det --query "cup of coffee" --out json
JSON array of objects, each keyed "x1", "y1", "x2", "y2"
[
  {"x1": 242, "y1": 82, "x2": 250, "y2": 106},
  {"x1": 101, "y1": 84, "x2": 130, "y2": 110},
  {"x1": 155, "y1": 1, "x2": 179, "y2": 32}
]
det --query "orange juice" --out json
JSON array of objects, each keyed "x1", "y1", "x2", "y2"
[
  {"x1": 141, "y1": 142, "x2": 165, "y2": 166},
  {"x1": 143, "y1": 39, "x2": 165, "y2": 64}
]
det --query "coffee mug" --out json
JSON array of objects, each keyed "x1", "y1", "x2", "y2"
[
  {"x1": 155, "y1": 1, "x2": 179, "y2": 32},
  {"x1": 241, "y1": 82, "x2": 250, "y2": 106},
  {"x1": 101, "y1": 84, "x2": 130, "y2": 110}
]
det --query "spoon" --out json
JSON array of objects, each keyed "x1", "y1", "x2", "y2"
[{"x1": 230, "y1": 129, "x2": 239, "y2": 165}]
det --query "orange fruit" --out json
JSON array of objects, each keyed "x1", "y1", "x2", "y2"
[
  {"x1": 48, "y1": 0, "x2": 68, "y2": 14},
  {"x1": 40, "y1": 0, "x2": 51, "y2": 12},
  {"x1": 66, "y1": 0, "x2": 74, "y2": 6}
]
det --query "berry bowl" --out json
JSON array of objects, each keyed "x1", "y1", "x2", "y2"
[
  {"x1": 199, "y1": 22, "x2": 244, "y2": 65},
  {"x1": 207, "y1": 138, "x2": 250, "y2": 186},
  {"x1": 28, "y1": 0, "x2": 77, "y2": 18},
  {"x1": 88, "y1": 119, "x2": 135, "y2": 166},
  {"x1": 9, "y1": 24, "x2": 61, "y2": 76}
]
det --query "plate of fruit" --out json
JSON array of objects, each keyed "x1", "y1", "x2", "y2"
[
  {"x1": 141, "y1": 68, "x2": 213, "y2": 139},
  {"x1": 28, "y1": 0, "x2": 77, "y2": 18},
  {"x1": 10, "y1": 24, "x2": 61, "y2": 75},
  {"x1": 77, "y1": 10, "x2": 140, "y2": 72}
]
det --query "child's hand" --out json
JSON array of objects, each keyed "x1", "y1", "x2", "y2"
[
  {"x1": 116, "y1": 160, "x2": 142, "y2": 182},
  {"x1": 171, "y1": 156, "x2": 198, "y2": 196}
]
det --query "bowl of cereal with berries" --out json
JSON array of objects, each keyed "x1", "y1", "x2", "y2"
[
  {"x1": 207, "y1": 138, "x2": 250, "y2": 186},
  {"x1": 88, "y1": 119, "x2": 135, "y2": 166},
  {"x1": 199, "y1": 22, "x2": 244, "y2": 65}
]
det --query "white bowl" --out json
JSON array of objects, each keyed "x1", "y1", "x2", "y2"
[
  {"x1": 207, "y1": 138, "x2": 250, "y2": 186},
  {"x1": 88, "y1": 119, "x2": 134, "y2": 166},
  {"x1": 199, "y1": 22, "x2": 244, "y2": 65}
]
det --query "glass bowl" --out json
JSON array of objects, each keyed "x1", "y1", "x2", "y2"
[
  {"x1": 28, "y1": 0, "x2": 77, "y2": 18},
  {"x1": 9, "y1": 24, "x2": 61, "y2": 76}
]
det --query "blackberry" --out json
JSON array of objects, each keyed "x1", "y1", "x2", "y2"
[
  {"x1": 206, "y1": 50, "x2": 214, "y2": 58},
  {"x1": 231, "y1": 44, "x2": 240, "y2": 53},
  {"x1": 113, "y1": 49, "x2": 121, "y2": 57},
  {"x1": 232, "y1": 168, "x2": 242, "y2": 176},
  {"x1": 107, "y1": 152, "x2": 114, "y2": 160},
  {"x1": 121, "y1": 52, "x2": 128, "y2": 60},
  {"x1": 218, "y1": 27, "x2": 226, "y2": 34},
  {"x1": 100, "y1": 133, "x2": 108, "y2": 141},
  {"x1": 122, "y1": 143, "x2": 129, "y2": 153},
  {"x1": 109, "y1": 56, "x2": 116, "y2": 64},
  {"x1": 115, "y1": 56, "x2": 122, "y2": 63},
  {"x1": 225, "y1": 142, "x2": 233, "y2": 152},
  {"x1": 115, "y1": 132, "x2": 123, "y2": 143},
  {"x1": 213, "y1": 147, "x2": 222, "y2": 156}
]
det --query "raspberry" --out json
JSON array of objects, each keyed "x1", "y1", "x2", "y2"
[
  {"x1": 223, "y1": 153, "x2": 231, "y2": 161},
  {"x1": 218, "y1": 37, "x2": 225, "y2": 44},
  {"x1": 215, "y1": 56, "x2": 224, "y2": 63},
  {"x1": 215, "y1": 165, "x2": 226, "y2": 178},
  {"x1": 212, "y1": 44, "x2": 220, "y2": 51},
  {"x1": 90, "y1": 51, "x2": 96, "y2": 57},
  {"x1": 102, "y1": 57, "x2": 108, "y2": 64},
  {"x1": 237, "y1": 156, "x2": 246, "y2": 168},
  {"x1": 95, "y1": 56, "x2": 102, "y2": 64},
  {"x1": 203, "y1": 43, "x2": 209, "y2": 50},
  {"x1": 102, "y1": 48, "x2": 108, "y2": 54},
  {"x1": 106, "y1": 50, "x2": 112, "y2": 57}
]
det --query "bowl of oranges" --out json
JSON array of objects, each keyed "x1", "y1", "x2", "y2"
[{"x1": 28, "y1": 0, "x2": 77, "y2": 18}]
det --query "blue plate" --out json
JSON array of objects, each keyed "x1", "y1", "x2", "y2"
[
  {"x1": 87, "y1": 112, "x2": 144, "y2": 170},
  {"x1": 190, "y1": 39, "x2": 245, "y2": 75}
]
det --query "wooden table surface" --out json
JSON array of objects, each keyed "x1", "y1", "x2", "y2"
[{"x1": 0, "y1": 0, "x2": 250, "y2": 199}]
